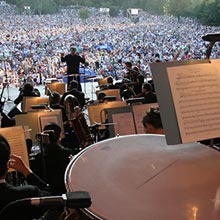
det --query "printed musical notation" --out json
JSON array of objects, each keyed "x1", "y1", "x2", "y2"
[
  {"x1": 0, "y1": 126, "x2": 30, "y2": 169},
  {"x1": 167, "y1": 63, "x2": 220, "y2": 143}
]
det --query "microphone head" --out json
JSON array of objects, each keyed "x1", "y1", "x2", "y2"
[{"x1": 66, "y1": 191, "x2": 92, "y2": 208}]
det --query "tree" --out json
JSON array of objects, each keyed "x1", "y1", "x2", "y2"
[
  {"x1": 195, "y1": 0, "x2": 220, "y2": 25},
  {"x1": 164, "y1": 0, "x2": 192, "y2": 17},
  {"x1": 79, "y1": 8, "x2": 91, "y2": 20}
]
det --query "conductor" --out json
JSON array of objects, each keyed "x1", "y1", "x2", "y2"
[{"x1": 61, "y1": 46, "x2": 85, "y2": 91}]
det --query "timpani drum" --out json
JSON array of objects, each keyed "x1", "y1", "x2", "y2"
[{"x1": 65, "y1": 134, "x2": 220, "y2": 220}]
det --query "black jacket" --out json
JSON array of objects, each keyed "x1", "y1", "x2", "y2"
[
  {"x1": 60, "y1": 89, "x2": 85, "y2": 109},
  {"x1": 0, "y1": 173, "x2": 50, "y2": 220},
  {"x1": 61, "y1": 54, "x2": 85, "y2": 74}
]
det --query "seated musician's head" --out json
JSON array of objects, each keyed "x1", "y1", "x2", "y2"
[
  {"x1": 22, "y1": 83, "x2": 34, "y2": 93},
  {"x1": 64, "y1": 94, "x2": 80, "y2": 119},
  {"x1": 142, "y1": 107, "x2": 164, "y2": 134},
  {"x1": 49, "y1": 91, "x2": 61, "y2": 106},
  {"x1": 137, "y1": 74, "x2": 145, "y2": 84},
  {"x1": 106, "y1": 76, "x2": 113, "y2": 84},
  {"x1": 133, "y1": 66, "x2": 139, "y2": 74},
  {"x1": 69, "y1": 80, "x2": 79, "y2": 90},
  {"x1": 97, "y1": 92, "x2": 106, "y2": 103},
  {"x1": 43, "y1": 122, "x2": 62, "y2": 144},
  {"x1": 142, "y1": 82, "x2": 153, "y2": 94},
  {"x1": 0, "y1": 134, "x2": 11, "y2": 178},
  {"x1": 125, "y1": 61, "x2": 132, "y2": 69}
]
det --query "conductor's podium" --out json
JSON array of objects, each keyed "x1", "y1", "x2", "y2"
[{"x1": 65, "y1": 134, "x2": 220, "y2": 220}]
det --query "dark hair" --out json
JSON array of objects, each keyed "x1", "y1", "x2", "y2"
[
  {"x1": 49, "y1": 91, "x2": 61, "y2": 105},
  {"x1": 69, "y1": 80, "x2": 79, "y2": 89},
  {"x1": 106, "y1": 76, "x2": 113, "y2": 84},
  {"x1": 142, "y1": 82, "x2": 152, "y2": 92},
  {"x1": 0, "y1": 135, "x2": 11, "y2": 176},
  {"x1": 125, "y1": 61, "x2": 132, "y2": 68},
  {"x1": 97, "y1": 92, "x2": 106, "y2": 102},
  {"x1": 23, "y1": 83, "x2": 34, "y2": 93},
  {"x1": 43, "y1": 122, "x2": 61, "y2": 143},
  {"x1": 142, "y1": 107, "x2": 162, "y2": 129},
  {"x1": 137, "y1": 74, "x2": 145, "y2": 84}
]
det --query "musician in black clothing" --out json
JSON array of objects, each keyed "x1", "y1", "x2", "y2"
[
  {"x1": 14, "y1": 83, "x2": 40, "y2": 106},
  {"x1": 49, "y1": 91, "x2": 68, "y2": 122},
  {"x1": 61, "y1": 47, "x2": 85, "y2": 91},
  {"x1": 124, "y1": 61, "x2": 138, "y2": 82},
  {"x1": 142, "y1": 82, "x2": 157, "y2": 104},
  {"x1": 60, "y1": 80, "x2": 85, "y2": 109},
  {"x1": 0, "y1": 134, "x2": 50, "y2": 220},
  {"x1": 42, "y1": 123, "x2": 73, "y2": 195}
]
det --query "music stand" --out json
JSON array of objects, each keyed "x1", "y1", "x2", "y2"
[
  {"x1": 202, "y1": 33, "x2": 220, "y2": 59},
  {"x1": 84, "y1": 76, "x2": 98, "y2": 101}
]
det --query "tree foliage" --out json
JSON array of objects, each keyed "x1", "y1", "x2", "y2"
[
  {"x1": 5, "y1": 0, "x2": 220, "y2": 25},
  {"x1": 194, "y1": 0, "x2": 220, "y2": 25},
  {"x1": 163, "y1": 0, "x2": 192, "y2": 17},
  {"x1": 79, "y1": 8, "x2": 91, "y2": 20}
]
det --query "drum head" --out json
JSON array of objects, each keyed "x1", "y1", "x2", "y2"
[{"x1": 65, "y1": 134, "x2": 220, "y2": 220}]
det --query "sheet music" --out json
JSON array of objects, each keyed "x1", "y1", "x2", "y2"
[
  {"x1": 39, "y1": 115, "x2": 58, "y2": 131},
  {"x1": 0, "y1": 126, "x2": 29, "y2": 168},
  {"x1": 97, "y1": 89, "x2": 121, "y2": 101},
  {"x1": 46, "y1": 82, "x2": 66, "y2": 95},
  {"x1": 112, "y1": 112, "x2": 136, "y2": 136},
  {"x1": 167, "y1": 63, "x2": 220, "y2": 143},
  {"x1": 23, "y1": 97, "x2": 49, "y2": 112},
  {"x1": 88, "y1": 101, "x2": 126, "y2": 126},
  {"x1": 16, "y1": 110, "x2": 63, "y2": 141}
]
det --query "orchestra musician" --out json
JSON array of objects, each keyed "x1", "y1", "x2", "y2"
[
  {"x1": 0, "y1": 134, "x2": 50, "y2": 220},
  {"x1": 100, "y1": 76, "x2": 119, "y2": 90},
  {"x1": 61, "y1": 46, "x2": 85, "y2": 91},
  {"x1": 14, "y1": 82, "x2": 40, "y2": 106},
  {"x1": 42, "y1": 122, "x2": 73, "y2": 195},
  {"x1": 120, "y1": 66, "x2": 144, "y2": 100},
  {"x1": 124, "y1": 61, "x2": 138, "y2": 82},
  {"x1": 134, "y1": 82, "x2": 157, "y2": 104},
  {"x1": 5, "y1": 83, "x2": 40, "y2": 121},
  {"x1": 60, "y1": 80, "x2": 85, "y2": 109},
  {"x1": 49, "y1": 91, "x2": 68, "y2": 122},
  {"x1": 142, "y1": 106, "x2": 164, "y2": 134},
  {"x1": 63, "y1": 94, "x2": 92, "y2": 150}
]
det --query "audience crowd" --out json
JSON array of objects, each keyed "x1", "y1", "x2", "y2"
[{"x1": 0, "y1": 3, "x2": 219, "y2": 89}]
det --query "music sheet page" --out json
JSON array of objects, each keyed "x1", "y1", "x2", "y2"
[
  {"x1": 0, "y1": 126, "x2": 29, "y2": 167},
  {"x1": 167, "y1": 63, "x2": 220, "y2": 143},
  {"x1": 112, "y1": 112, "x2": 136, "y2": 136}
]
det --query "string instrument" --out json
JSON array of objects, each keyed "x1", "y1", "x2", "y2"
[
  {"x1": 64, "y1": 95, "x2": 93, "y2": 149},
  {"x1": 71, "y1": 108, "x2": 93, "y2": 148}
]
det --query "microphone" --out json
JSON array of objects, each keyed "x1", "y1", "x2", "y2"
[
  {"x1": 28, "y1": 191, "x2": 92, "y2": 208},
  {"x1": 30, "y1": 191, "x2": 91, "y2": 208},
  {"x1": 1, "y1": 191, "x2": 91, "y2": 211},
  {"x1": 0, "y1": 192, "x2": 91, "y2": 219}
]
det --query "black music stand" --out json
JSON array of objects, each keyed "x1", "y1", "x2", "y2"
[{"x1": 202, "y1": 33, "x2": 220, "y2": 59}]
